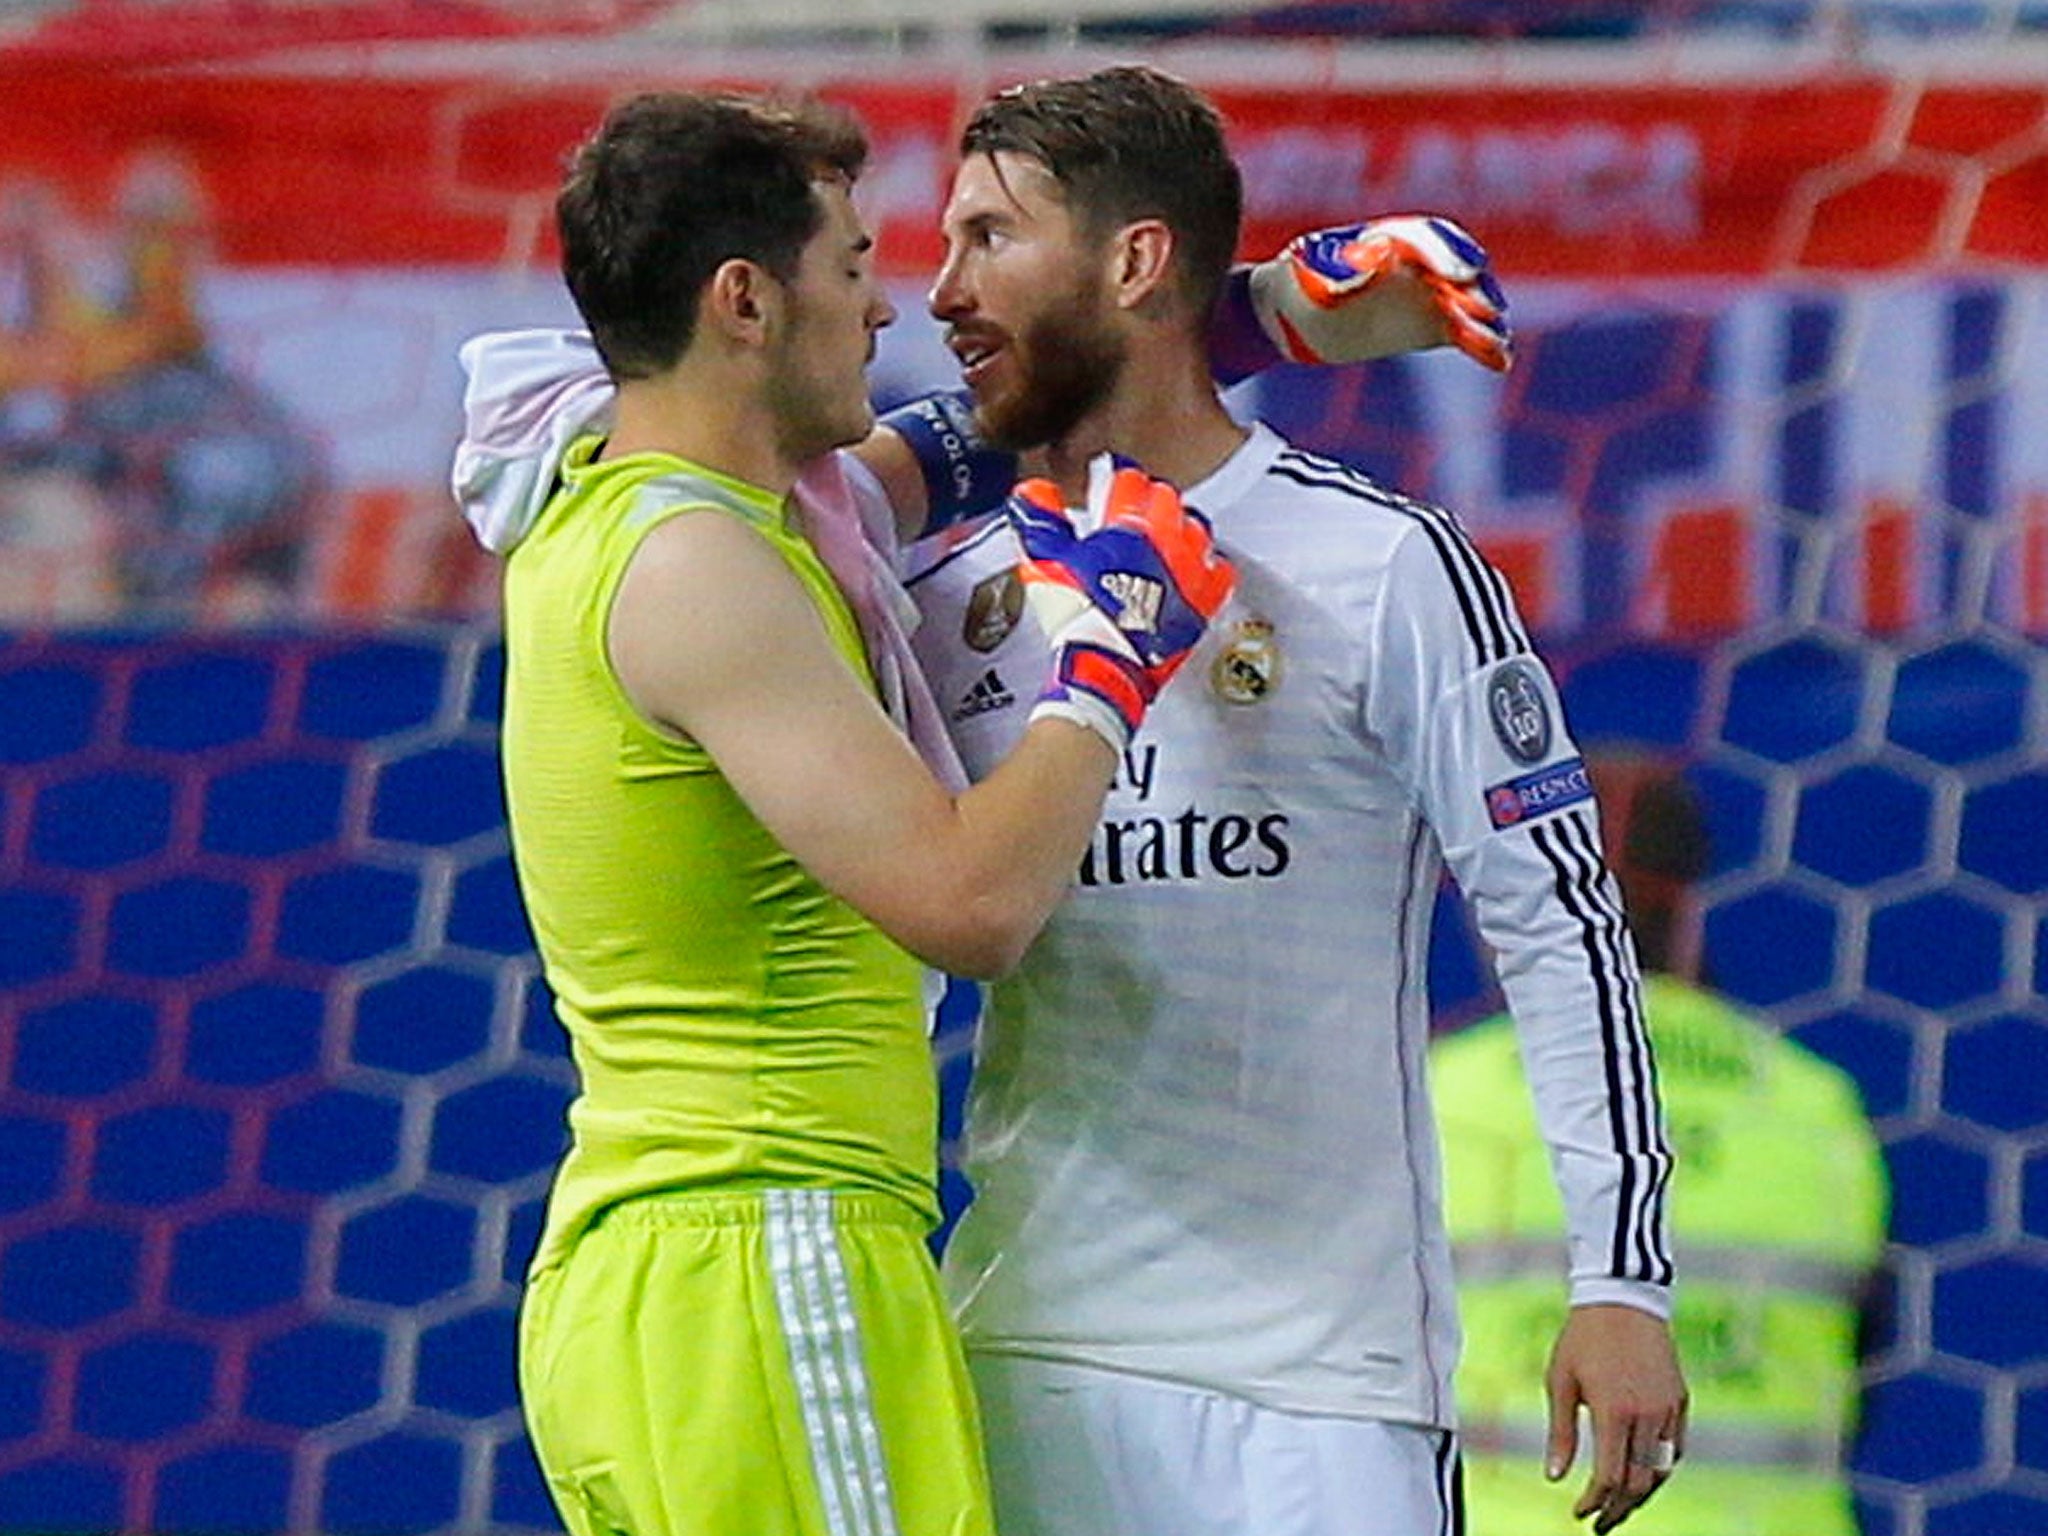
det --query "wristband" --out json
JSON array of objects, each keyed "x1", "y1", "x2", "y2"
[{"x1": 879, "y1": 390, "x2": 1019, "y2": 536}]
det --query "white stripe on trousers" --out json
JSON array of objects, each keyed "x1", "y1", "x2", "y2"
[{"x1": 765, "y1": 1190, "x2": 904, "y2": 1536}]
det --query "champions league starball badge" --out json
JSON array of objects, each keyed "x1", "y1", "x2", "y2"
[
  {"x1": 1486, "y1": 659, "x2": 1552, "y2": 763},
  {"x1": 963, "y1": 570, "x2": 1024, "y2": 653},
  {"x1": 1211, "y1": 618, "x2": 1282, "y2": 704}
]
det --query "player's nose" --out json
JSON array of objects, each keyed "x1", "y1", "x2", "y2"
[{"x1": 928, "y1": 246, "x2": 971, "y2": 320}]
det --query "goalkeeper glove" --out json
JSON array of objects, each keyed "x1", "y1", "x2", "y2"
[
  {"x1": 1008, "y1": 456, "x2": 1237, "y2": 752},
  {"x1": 1248, "y1": 214, "x2": 1512, "y2": 374}
]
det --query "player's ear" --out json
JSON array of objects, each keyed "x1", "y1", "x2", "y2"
[
  {"x1": 1110, "y1": 218, "x2": 1176, "y2": 312},
  {"x1": 706, "y1": 258, "x2": 778, "y2": 345}
]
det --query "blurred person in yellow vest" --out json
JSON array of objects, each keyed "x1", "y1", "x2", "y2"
[{"x1": 1434, "y1": 749, "x2": 1888, "y2": 1534}]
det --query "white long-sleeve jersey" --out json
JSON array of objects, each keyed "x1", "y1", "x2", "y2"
[{"x1": 908, "y1": 424, "x2": 1673, "y2": 1428}]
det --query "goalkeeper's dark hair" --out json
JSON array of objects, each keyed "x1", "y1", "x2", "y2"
[
  {"x1": 557, "y1": 91, "x2": 868, "y2": 380},
  {"x1": 961, "y1": 66, "x2": 1242, "y2": 324}
]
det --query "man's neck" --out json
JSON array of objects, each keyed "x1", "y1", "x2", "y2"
[
  {"x1": 602, "y1": 367, "x2": 801, "y2": 498},
  {"x1": 1041, "y1": 345, "x2": 1249, "y2": 501}
]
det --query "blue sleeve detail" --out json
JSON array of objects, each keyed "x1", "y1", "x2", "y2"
[{"x1": 879, "y1": 390, "x2": 1018, "y2": 535}]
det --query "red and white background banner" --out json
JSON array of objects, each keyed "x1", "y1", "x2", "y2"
[
  {"x1": 7, "y1": 65, "x2": 2042, "y2": 274},
  {"x1": 2, "y1": 55, "x2": 2043, "y2": 632}
]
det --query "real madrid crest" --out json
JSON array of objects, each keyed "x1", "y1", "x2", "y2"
[
  {"x1": 963, "y1": 570, "x2": 1024, "y2": 654},
  {"x1": 1211, "y1": 617, "x2": 1282, "y2": 704}
]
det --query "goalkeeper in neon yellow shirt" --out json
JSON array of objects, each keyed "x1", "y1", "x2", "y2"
[{"x1": 499, "y1": 90, "x2": 1236, "y2": 1536}]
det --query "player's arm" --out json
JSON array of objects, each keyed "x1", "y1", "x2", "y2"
[
  {"x1": 610, "y1": 463, "x2": 1231, "y2": 979},
  {"x1": 612, "y1": 507, "x2": 1100, "y2": 978},
  {"x1": 1212, "y1": 213, "x2": 1512, "y2": 380},
  {"x1": 856, "y1": 213, "x2": 1513, "y2": 544},
  {"x1": 855, "y1": 388, "x2": 1021, "y2": 548},
  {"x1": 1366, "y1": 525, "x2": 1684, "y2": 1531}
]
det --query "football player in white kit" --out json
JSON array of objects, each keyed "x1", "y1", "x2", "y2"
[{"x1": 901, "y1": 68, "x2": 1687, "y2": 1536}]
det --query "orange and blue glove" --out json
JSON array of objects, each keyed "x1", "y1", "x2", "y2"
[
  {"x1": 1247, "y1": 214, "x2": 1512, "y2": 374},
  {"x1": 1008, "y1": 456, "x2": 1237, "y2": 752}
]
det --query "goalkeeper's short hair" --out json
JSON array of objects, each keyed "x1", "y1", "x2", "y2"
[{"x1": 557, "y1": 90, "x2": 867, "y2": 382}]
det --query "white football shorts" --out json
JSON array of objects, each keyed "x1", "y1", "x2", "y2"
[{"x1": 969, "y1": 1352, "x2": 1464, "y2": 1536}]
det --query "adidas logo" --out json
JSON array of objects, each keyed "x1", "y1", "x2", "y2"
[
  {"x1": 950, "y1": 667, "x2": 1015, "y2": 723},
  {"x1": 1100, "y1": 571, "x2": 1163, "y2": 632}
]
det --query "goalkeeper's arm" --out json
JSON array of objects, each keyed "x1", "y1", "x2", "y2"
[
  {"x1": 859, "y1": 212, "x2": 1512, "y2": 542},
  {"x1": 1216, "y1": 214, "x2": 1511, "y2": 380},
  {"x1": 607, "y1": 458, "x2": 1230, "y2": 980}
]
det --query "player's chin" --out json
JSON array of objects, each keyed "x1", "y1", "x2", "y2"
[
  {"x1": 963, "y1": 380, "x2": 1033, "y2": 454},
  {"x1": 824, "y1": 395, "x2": 877, "y2": 452}
]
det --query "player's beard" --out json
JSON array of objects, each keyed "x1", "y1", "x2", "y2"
[{"x1": 972, "y1": 276, "x2": 1125, "y2": 454}]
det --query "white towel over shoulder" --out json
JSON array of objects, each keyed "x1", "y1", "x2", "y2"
[{"x1": 450, "y1": 327, "x2": 966, "y2": 792}]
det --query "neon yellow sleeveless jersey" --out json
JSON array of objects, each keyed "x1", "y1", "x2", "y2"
[{"x1": 502, "y1": 437, "x2": 936, "y2": 1275}]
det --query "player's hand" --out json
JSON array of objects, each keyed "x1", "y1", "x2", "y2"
[
  {"x1": 1008, "y1": 456, "x2": 1236, "y2": 750},
  {"x1": 1249, "y1": 214, "x2": 1512, "y2": 373},
  {"x1": 1544, "y1": 1304, "x2": 1688, "y2": 1534}
]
